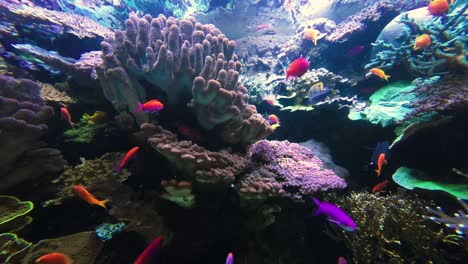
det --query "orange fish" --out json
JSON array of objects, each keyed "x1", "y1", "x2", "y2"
[
  {"x1": 263, "y1": 94, "x2": 278, "y2": 106},
  {"x1": 304, "y1": 28, "x2": 325, "y2": 46},
  {"x1": 35, "y1": 253, "x2": 72, "y2": 264},
  {"x1": 372, "y1": 179, "x2": 389, "y2": 193},
  {"x1": 268, "y1": 114, "x2": 279, "y2": 124},
  {"x1": 60, "y1": 107, "x2": 74, "y2": 127},
  {"x1": 72, "y1": 185, "x2": 109, "y2": 209},
  {"x1": 428, "y1": 0, "x2": 449, "y2": 16},
  {"x1": 368, "y1": 68, "x2": 390, "y2": 81},
  {"x1": 375, "y1": 153, "x2": 387, "y2": 177},
  {"x1": 116, "y1": 146, "x2": 139, "y2": 172},
  {"x1": 135, "y1": 99, "x2": 164, "y2": 113},
  {"x1": 413, "y1": 34, "x2": 431, "y2": 50}
]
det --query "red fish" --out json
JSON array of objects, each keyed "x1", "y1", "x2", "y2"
[
  {"x1": 268, "y1": 114, "x2": 279, "y2": 125},
  {"x1": 226, "y1": 252, "x2": 234, "y2": 264},
  {"x1": 60, "y1": 107, "x2": 74, "y2": 127},
  {"x1": 135, "y1": 99, "x2": 164, "y2": 113},
  {"x1": 176, "y1": 123, "x2": 202, "y2": 142},
  {"x1": 134, "y1": 236, "x2": 164, "y2": 264},
  {"x1": 375, "y1": 153, "x2": 387, "y2": 177},
  {"x1": 372, "y1": 179, "x2": 389, "y2": 193},
  {"x1": 285, "y1": 58, "x2": 309, "y2": 80},
  {"x1": 428, "y1": 0, "x2": 449, "y2": 16},
  {"x1": 35, "y1": 253, "x2": 72, "y2": 264},
  {"x1": 72, "y1": 185, "x2": 109, "y2": 209},
  {"x1": 116, "y1": 146, "x2": 140, "y2": 172}
]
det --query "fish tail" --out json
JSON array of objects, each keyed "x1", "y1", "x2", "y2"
[
  {"x1": 135, "y1": 102, "x2": 143, "y2": 112},
  {"x1": 99, "y1": 199, "x2": 110, "y2": 210},
  {"x1": 70, "y1": 121, "x2": 75, "y2": 127},
  {"x1": 313, "y1": 39, "x2": 317, "y2": 46},
  {"x1": 312, "y1": 197, "x2": 323, "y2": 216},
  {"x1": 384, "y1": 75, "x2": 390, "y2": 81},
  {"x1": 115, "y1": 165, "x2": 122, "y2": 173},
  {"x1": 413, "y1": 45, "x2": 419, "y2": 51},
  {"x1": 375, "y1": 169, "x2": 381, "y2": 176}
]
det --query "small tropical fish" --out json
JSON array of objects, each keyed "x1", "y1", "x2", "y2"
[
  {"x1": 135, "y1": 99, "x2": 164, "y2": 113},
  {"x1": 35, "y1": 253, "x2": 72, "y2": 264},
  {"x1": 303, "y1": 28, "x2": 325, "y2": 46},
  {"x1": 116, "y1": 146, "x2": 140, "y2": 172},
  {"x1": 427, "y1": 0, "x2": 450, "y2": 16},
  {"x1": 82, "y1": 111, "x2": 108, "y2": 124},
  {"x1": 256, "y1": 23, "x2": 271, "y2": 31},
  {"x1": 306, "y1": 82, "x2": 331, "y2": 104},
  {"x1": 345, "y1": 45, "x2": 365, "y2": 58},
  {"x1": 268, "y1": 114, "x2": 279, "y2": 125},
  {"x1": 176, "y1": 123, "x2": 203, "y2": 142},
  {"x1": 413, "y1": 34, "x2": 431, "y2": 50},
  {"x1": 72, "y1": 185, "x2": 109, "y2": 209},
  {"x1": 225, "y1": 252, "x2": 234, "y2": 264},
  {"x1": 312, "y1": 197, "x2": 356, "y2": 231},
  {"x1": 134, "y1": 236, "x2": 164, "y2": 264},
  {"x1": 371, "y1": 141, "x2": 389, "y2": 176},
  {"x1": 60, "y1": 107, "x2": 74, "y2": 127},
  {"x1": 368, "y1": 68, "x2": 390, "y2": 81},
  {"x1": 372, "y1": 179, "x2": 389, "y2": 193},
  {"x1": 337, "y1": 256, "x2": 347, "y2": 264},
  {"x1": 285, "y1": 58, "x2": 309, "y2": 80}
]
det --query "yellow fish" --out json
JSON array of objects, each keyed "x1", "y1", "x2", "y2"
[
  {"x1": 369, "y1": 68, "x2": 390, "y2": 81},
  {"x1": 82, "y1": 111, "x2": 108, "y2": 124},
  {"x1": 304, "y1": 28, "x2": 325, "y2": 46}
]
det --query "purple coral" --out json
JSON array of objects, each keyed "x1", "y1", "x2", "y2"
[{"x1": 240, "y1": 140, "x2": 347, "y2": 202}]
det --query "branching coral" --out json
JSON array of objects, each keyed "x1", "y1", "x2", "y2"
[
  {"x1": 328, "y1": 192, "x2": 466, "y2": 263},
  {"x1": 97, "y1": 12, "x2": 272, "y2": 145},
  {"x1": 239, "y1": 140, "x2": 346, "y2": 203},
  {"x1": 367, "y1": 3, "x2": 467, "y2": 76},
  {"x1": 423, "y1": 198, "x2": 468, "y2": 235}
]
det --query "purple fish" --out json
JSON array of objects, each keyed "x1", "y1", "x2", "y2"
[
  {"x1": 345, "y1": 45, "x2": 365, "y2": 58},
  {"x1": 225, "y1": 252, "x2": 234, "y2": 264},
  {"x1": 338, "y1": 256, "x2": 347, "y2": 264},
  {"x1": 312, "y1": 197, "x2": 356, "y2": 231}
]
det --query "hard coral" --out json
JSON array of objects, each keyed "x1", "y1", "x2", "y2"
[
  {"x1": 160, "y1": 180, "x2": 196, "y2": 208},
  {"x1": 98, "y1": 12, "x2": 272, "y2": 145},
  {"x1": 239, "y1": 140, "x2": 346, "y2": 203},
  {"x1": 329, "y1": 192, "x2": 466, "y2": 263},
  {"x1": 0, "y1": 196, "x2": 33, "y2": 233}
]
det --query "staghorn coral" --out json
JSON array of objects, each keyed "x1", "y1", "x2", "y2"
[
  {"x1": 144, "y1": 123, "x2": 248, "y2": 186},
  {"x1": 423, "y1": 198, "x2": 468, "y2": 235},
  {"x1": 0, "y1": 74, "x2": 65, "y2": 192},
  {"x1": 43, "y1": 152, "x2": 129, "y2": 207},
  {"x1": 97, "y1": 12, "x2": 272, "y2": 145},
  {"x1": 328, "y1": 192, "x2": 466, "y2": 263},
  {"x1": 239, "y1": 140, "x2": 346, "y2": 204},
  {"x1": 367, "y1": 4, "x2": 467, "y2": 76}
]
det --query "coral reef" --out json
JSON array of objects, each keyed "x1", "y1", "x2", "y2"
[
  {"x1": 43, "y1": 152, "x2": 130, "y2": 207},
  {"x1": 0, "y1": 74, "x2": 65, "y2": 191},
  {"x1": 0, "y1": 196, "x2": 33, "y2": 234},
  {"x1": 392, "y1": 167, "x2": 468, "y2": 199},
  {"x1": 39, "y1": 82, "x2": 75, "y2": 105},
  {"x1": 20, "y1": 231, "x2": 104, "y2": 264},
  {"x1": 239, "y1": 140, "x2": 347, "y2": 203},
  {"x1": 145, "y1": 123, "x2": 248, "y2": 186},
  {"x1": 329, "y1": 191, "x2": 466, "y2": 263},
  {"x1": 160, "y1": 180, "x2": 196, "y2": 208},
  {"x1": 423, "y1": 198, "x2": 468, "y2": 235},
  {"x1": 0, "y1": 233, "x2": 31, "y2": 264},
  {"x1": 63, "y1": 121, "x2": 108, "y2": 144},
  {"x1": 97, "y1": 12, "x2": 272, "y2": 145},
  {"x1": 367, "y1": 3, "x2": 468, "y2": 76}
]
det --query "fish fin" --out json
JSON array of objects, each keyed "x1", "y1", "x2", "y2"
[
  {"x1": 70, "y1": 121, "x2": 75, "y2": 127},
  {"x1": 327, "y1": 218, "x2": 340, "y2": 224},
  {"x1": 99, "y1": 199, "x2": 110, "y2": 210},
  {"x1": 413, "y1": 45, "x2": 419, "y2": 51},
  {"x1": 135, "y1": 102, "x2": 143, "y2": 112},
  {"x1": 384, "y1": 75, "x2": 390, "y2": 81},
  {"x1": 312, "y1": 197, "x2": 323, "y2": 216},
  {"x1": 375, "y1": 169, "x2": 381, "y2": 176},
  {"x1": 313, "y1": 39, "x2": 317, "y2": 46}
]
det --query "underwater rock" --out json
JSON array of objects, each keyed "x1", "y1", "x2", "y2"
[
  {"x1": 0, "y1": 74, "x2": 66, "y2": 191},
  {"x1": 20, "y1": 231, "x2": 104, "y2": 264},
  {"x1": 367, "y1": 3, "x2": 468, "y2": 76},
  {"x1": 239, "y1": 140, "x2": 347, "y2": 204}
]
